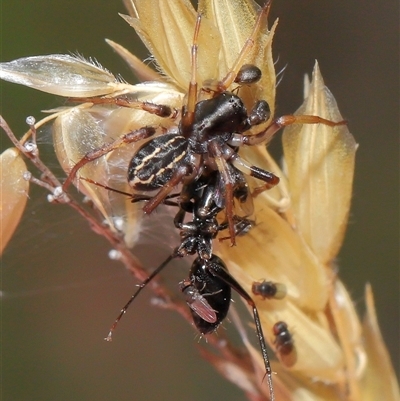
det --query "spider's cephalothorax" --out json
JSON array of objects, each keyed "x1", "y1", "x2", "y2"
[{"x1": 183, "y1": 91, "x2": 267, "y2": 154}]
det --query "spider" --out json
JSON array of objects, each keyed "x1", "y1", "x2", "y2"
[{"x1": 61, "y1": 0, "x2": 346, "y2": 246}]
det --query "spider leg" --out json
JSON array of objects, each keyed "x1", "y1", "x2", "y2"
[
  {"x1": 243, "y1": 114, "x2": 347, "y2": 146},
  {"x1": 181, "y1": 14, "x2": 202, "y2": 135},
  {"x1": 252, "y1": 183, "x2": 276, "y2": 198},
  {"x1": 69, "y1": 96, "x2": 177, "y2": 118},
  {"x1": 208, "y1": 141, "x2": 236, "y2": 246},
  {"x1": 62, "y1": 126, "x2": 156, "y2": 191},
  {"x1": 142, "y1": 165, "x2": 192, "y2": 214},
  {"x1": 230, "y1": 152, "x2": 280, "y2": 189},
  {"x1": 217, "y1": 0, "x2": 273, "y2": 92}
]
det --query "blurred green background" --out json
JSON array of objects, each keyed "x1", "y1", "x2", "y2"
[{"x1": 1, "y1": 1, "x2": 398, "y2": 400}]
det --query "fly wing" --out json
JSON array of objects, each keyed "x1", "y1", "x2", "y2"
[{"x1": 188, "y1": 296, "x2": 217, "y2": 324}]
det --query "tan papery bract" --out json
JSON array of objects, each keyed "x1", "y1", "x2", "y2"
[
  {"x1": 0, "y1": 55, "x2": 130, "y2": 97},
  {"x1": 282, "y1": 62, "x2": 357, "y2": 265},
  {"x1": 225, "y1": 205, "x2": 329, "y2": 311},
  {"x1": 243, "y1": 339, "x2": 342, "y2": 401},
  {"x1": 122, "y1": 0, "x2": 206, "y2": 90},
  {"x1": 197, "y1": 0, "x2": 259, "y2": 80},
  {"x1": 52, "y1": 85, "x2": 184, "y2": 247},
  {"x1": 52, "y1": 106, "x2": 142, "y2": 247},
  {"x1": 53, "y1": 107, "x2": 120, "y2": 229},
  {"x1": 218, "y1": 63, "x2": 363, "y2": 397},
  {"x1": 0, "y1": 148, "x2": 29, "y2": 255},
  {"x1": 361, "y1": 285, "x2": 400, "y2": 401},
  {"x1": 105, "y1": 39, "x2": 163, "y2": 82}
]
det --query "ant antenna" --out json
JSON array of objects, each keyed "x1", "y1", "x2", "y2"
[{"x1": 105, "y1": 254, "x2": 175, "y2": 341}]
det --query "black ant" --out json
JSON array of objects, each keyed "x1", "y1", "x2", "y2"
[
  {"x1": 252, "y1": 280, "x2": 287, "y2": 300},
  {"x1": 99, "y1": 171, "x2": 275, "y2": 400},
  {"x1": 62, "y1": 0, "x2": 346, "y2": 246}
]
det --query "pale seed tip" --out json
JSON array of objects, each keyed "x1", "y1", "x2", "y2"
[
  {"x1": 108, "y1": 249, "x2": 122, "y2": 260},
  {"x1": 25, "y1": 116, "x2": 35, "y2": 126},
  {"x1": 24, "y1": 142, "x2": 37, "y2": 153},
  {"x1": 22, "y1": 171, "x2": 32, "y2": 181}
]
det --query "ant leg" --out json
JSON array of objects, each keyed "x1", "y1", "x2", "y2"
[
  {"x1": 105, "y1": 254, "x2": 175, "y2": 341},
  {"x1": 216, "y1": 143, "x2": 279, "y2": 189},
  {"x1": 181, "y1": 14, "x2": 202, "y2": 134},
  {"x1": 243, "y1": 114, "x2": 347, "y2": 146},
  {"x1": 62, "y1": 126, "x2": 156, "y2": 191},
  {"x1": 217, "y1": 0, "x2": 273, "y2": 92},
  {"x1": 208, "y1": 260, "x2": 275, "y2": 401},
  {"x1": 218, "y1": 217, "x2": 255, "y2": 242}
]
